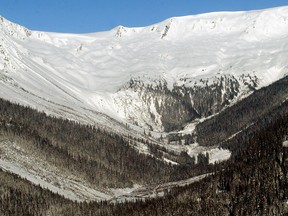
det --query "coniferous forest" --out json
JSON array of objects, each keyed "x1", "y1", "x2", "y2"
[
  {"x1": 0, "y1": 75, "x2": 287, "y2": 215},
  {"x1": 0, "y1": 102, "x2": 287, "y2": 215},
  {"x1": 2, "y1": 4, "x2": 288, "y2": 215},
  {"x1": 0, "y1": 97, "x2": 216, "y2": 189}
]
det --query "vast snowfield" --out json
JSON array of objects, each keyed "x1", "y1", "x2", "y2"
[
  {"x1": 0, "y1": 6, "x2": 288, "y2": 133},
  {"x1": 1, "y1": 6, "x2": 288, "y2": 201}
]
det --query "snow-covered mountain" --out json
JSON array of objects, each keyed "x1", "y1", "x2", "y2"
[{"x1": 1, "y1": 6, "x2": 288, "y2": 133}]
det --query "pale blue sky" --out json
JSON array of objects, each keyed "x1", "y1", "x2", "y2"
[{"x1": 1, "y1": 0, "x2": 287, "y2": 33}]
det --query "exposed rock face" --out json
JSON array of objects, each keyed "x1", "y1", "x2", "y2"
[
  {"x1": 139, "y1": 81, "x2": 198, "y2": 132},
  {"x1": 117, "y1": 74, "x2": 258, "y2": 132}
]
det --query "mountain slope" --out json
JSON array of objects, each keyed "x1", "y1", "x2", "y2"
[
  {"x1": 1, "y1": 97, "x2": 287, "y2": 215},
  {"x1": 1, "y1": 6, "x2": 288, "y2": 214},
  {"x1": 0, "y1": 97, "x2": 213, "y2": 201},
  {"x1": 1, "y1": 6, "x2": 288, "y2": 132},
  {"x1": 196, "y1": 75, "x2": 288, "y2": 147}
]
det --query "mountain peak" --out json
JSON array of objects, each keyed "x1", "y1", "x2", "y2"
[
  {"x1": 0, "y1": 16, "x2": 32, "y2": 40},
  {"x1": 142, "y1": 6, "x2": 288, "y2": 40},
  {"x1": 114, "y1": 25, "x2": 128, "y2": 37}
]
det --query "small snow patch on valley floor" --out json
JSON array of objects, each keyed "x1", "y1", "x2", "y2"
[
  {"x1": 207, "y1": 148, "x2": 231, "y2": 164},
  {"x1": 186, "y1": 143, "x2": 231, "y2": 164}
]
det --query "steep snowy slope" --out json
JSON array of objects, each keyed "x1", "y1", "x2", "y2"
[{"x1": 0, "y1": 6, "x2": 288, "y2": 133}]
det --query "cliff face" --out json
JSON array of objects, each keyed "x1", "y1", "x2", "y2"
[{"x1": 115, "y1": 74, "x2": 258, "y2": 132}]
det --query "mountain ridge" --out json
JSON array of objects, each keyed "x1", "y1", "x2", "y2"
[
  {"x1": 1, "y1": 6, "x2": 288, "y2": 132},
  {"x1": 1, "y1": 7, "x2": 288, "y2": 214}
]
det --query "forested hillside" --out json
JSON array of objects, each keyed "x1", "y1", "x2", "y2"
[
  {"x1": 1, "y1": 76, "x2": 288, "y2": 215},
  {"x1": 1, "y1": 100, "x2": 287, "y2": 215},
  {"x1": 196, "y1": 75, "x2": 288, "y2": 147},
  {"x1": 0, "y1": 97, "x2": 215, "y2": 191}
]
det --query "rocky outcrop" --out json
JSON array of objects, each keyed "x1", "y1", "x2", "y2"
[{"x1": 116, "y1": 74, "x2": 258, "y2": 132}]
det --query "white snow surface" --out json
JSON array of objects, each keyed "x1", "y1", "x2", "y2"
[
  {"x1": 0, "y1": 6, "x2": 288, "y2": 133},
  {"x1": 186, "y1": 143, "x2": 231, "y2": 164},
  {"x1": 283, "y1": 140, "x2": 288, "y2": 147},
  {"x1": 207, "y1": 148, "x2": 231, "y2": 164}
]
